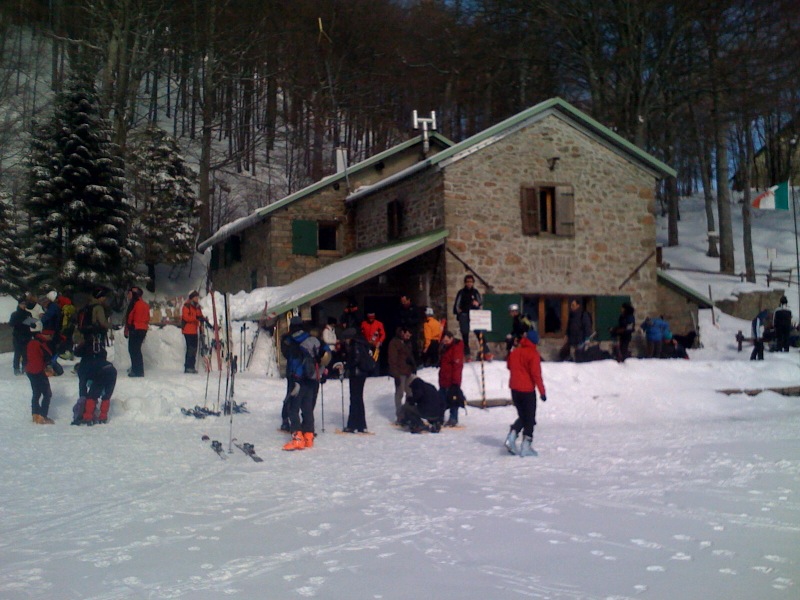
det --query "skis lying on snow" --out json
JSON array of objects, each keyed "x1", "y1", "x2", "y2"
[
  {"x1": 223, "y1": 400, "x2": 249, "y2": 414},
  {"x1": 182, "y1": 405, "x2": 222, "y2": 418},
  {"x1": 233, "y1": 440, "x2": 264, "y2": 462},
  {"x1": 201, "y1": 435, "x2": 227, "y2": 459}
]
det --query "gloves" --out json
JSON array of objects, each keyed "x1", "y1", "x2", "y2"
[
  {"x1": 332, "y1": 362, "x2": 344, "y2": 372},
  {"x1": 290, "y1": 382, "x2": 300, "y2": 397},
  {"x1": 540, "y1": 395, "x2": 547, "y2": 402}
]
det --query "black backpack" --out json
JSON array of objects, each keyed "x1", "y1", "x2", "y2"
[
  {"x1": 76, "y1": 304, "x2": 99, "y2": 335},
  {"x1": 355, "y1": 341, "x2": 378, "y2": 375}
]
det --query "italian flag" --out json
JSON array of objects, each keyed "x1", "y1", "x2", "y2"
[{"x1": 752, "y1": 180, "x2": 790, "y2": 210}]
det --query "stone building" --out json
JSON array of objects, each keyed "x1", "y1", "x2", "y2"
[{"x1": 200, "y1": 98, "x2": 675, "y2": 360}]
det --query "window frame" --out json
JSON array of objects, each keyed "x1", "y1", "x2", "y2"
[{"x1": 520, "y1": 182, "x2": 575, "y2": 237}]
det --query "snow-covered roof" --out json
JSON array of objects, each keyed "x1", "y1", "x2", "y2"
[
  {"x1": 241, "y1": 229, "x2": 449, "y2": 320},
  {"x1": 197, "y1": 132, "x2": 453, "y2": 252},
  {"x1": 346, "y1": 97, "x2": 676, "y2": 204}
]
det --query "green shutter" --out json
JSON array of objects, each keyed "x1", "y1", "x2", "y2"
[
  {"x1": 292, "y1": 220, "x2": 317, "y2": 256},
  {"x1": 481, "y1": 293, "x2": 521, "y2": 343},
  {"x1": 594, "y1": 295, "x2": 630, "y2": 341}
]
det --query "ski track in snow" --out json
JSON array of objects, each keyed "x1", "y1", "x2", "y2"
[{"x1": 0, "y1": 322, "x2": 799, "y2": 599}]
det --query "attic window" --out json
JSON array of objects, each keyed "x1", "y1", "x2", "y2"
[
  {"x1": 318, "y1": 222, "x2": 338, "y2": 252},
  {"x1": 387, "y1": 200, "x2": 403, "y2": 240}
]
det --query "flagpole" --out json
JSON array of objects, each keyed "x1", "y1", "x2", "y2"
[{"x1": 792, "y1": 180, "x2": 800, "y2": 314}]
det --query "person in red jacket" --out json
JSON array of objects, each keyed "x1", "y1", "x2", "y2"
[
  {"x1": 438, "y1": 331, "x2": 465, "y2": 427},
  {"x1": 26, "y1": 329, "x2": 56, "y2": 424},
  {"x1": 360, "y1": 312, "x2": 386, "y2": 357},
  {"x1": 181, "y1": 291, "x2": 208, "y2": 374},
  {"x1": 124, "y1": 286, "x2": 150, "y2": 377},
  {"x1": 505, "y1": 329, "x2": 546, "y2": 457}
]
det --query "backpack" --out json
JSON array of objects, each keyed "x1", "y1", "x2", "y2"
[
  {"x1": 282, "y1": 333, "x2": 318, "y2": 380},
  {"x1": 355, "y1": 342, "x2": 378, "y2": 375},
  {"x1": 76, "y1": 304, "x2": 98, "y2": 335}
]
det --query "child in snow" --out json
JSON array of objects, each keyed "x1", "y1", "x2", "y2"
[{"x1": 26, "y1": 329, "x2": 56, "y2": 424}]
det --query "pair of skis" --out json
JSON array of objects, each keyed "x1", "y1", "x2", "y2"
[
  {"x1": 181, "y1": 405, "x2": 221, "y2": 419},
  {"x1": 201, "y1": 435, "x2": 263, "y2": 462}
]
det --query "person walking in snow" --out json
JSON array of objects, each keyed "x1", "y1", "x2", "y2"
[
  {"x1": 773, "y1": 296, "x2": 792, "y2": 352},
  {"x1": 181, "y1": 291, "x2": 208, "y2": 374},
  {"x1": 10, "y1": 296, "x2": 37, "y2": 375},
  {"x1": 750, "y1": 309, "x2": 769, "y2": 361},
  {"x1": 504, "y1": 329, "x2": 546, "y2": 457},
  {"x1": 124, "y1": 286, "x2": 149, "y2": 377},
  {"x1": 26, "y1": 329, "x2": 57, "y2": 424},
  {"x1": 438, "y1": 330, "x2": 465, "y2": 427},
  {"x1": 388, "y1": 326, "x2": 416, "y2": 424},
  {"x1": 421, "y1": 307, "x2": 443, "y2": 367}
]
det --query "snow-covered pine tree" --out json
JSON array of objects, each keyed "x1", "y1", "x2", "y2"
[
  {"x1": 126, "y1": 126, "x2": 199, "y2": 292},
  {"x1": 23, "y1": 71, "x2": 140, "y2": 291},
  {"x1": 0, "y1": 195, "x2": 26, "y2": 296}
]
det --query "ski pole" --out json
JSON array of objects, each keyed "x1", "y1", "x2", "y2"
[
  {"x1": 340, "y1": 374, "x2": 345, "y2": 429},
  {"x1": 320, "y1": 377, "x2": 325, "y2": 433}
]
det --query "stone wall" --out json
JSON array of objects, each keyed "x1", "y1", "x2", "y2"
[
  {"x1": 715, "y1": 289, "x2": 786, "y2": 320},
  {"x1": 657, "y1": 284, "x2": 699, "y2": 335},
  {"x1": 355, "y1": 169, "x2": 445, "y2": 249},
  {"x1": 442, "y1": 114, "x2": 660, "y2": 322}
]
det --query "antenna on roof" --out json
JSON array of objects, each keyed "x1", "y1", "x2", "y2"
[{"x1": 412, "y1": 110, "x2": 437, "y2": 155}]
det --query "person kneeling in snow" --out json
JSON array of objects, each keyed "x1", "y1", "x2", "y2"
[
  {"x1": 73, "y1": 358, "x2": 117, "y2": 425},
  {"x1": 505, "y1": 329, "x2": 546, "y2": 457},
  {"x1": 399, "y1": 375, "x2": 447, "y2": 433}
]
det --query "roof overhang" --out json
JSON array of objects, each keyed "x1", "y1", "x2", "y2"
[
  {"x1": 243, "y1": 229, "x2": 449, "y2": 320},
  {"x1": 657, "y1": 271, "x2": 714, "y2": 308}
]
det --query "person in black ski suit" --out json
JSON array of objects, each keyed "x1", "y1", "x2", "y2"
[
  {"x1": 340, "y1": 328, "x2": 374, "y2": 432},
  {"x1": 505, "y1": 303, "x2": 531, "y2": 353},
  {"x1": 10, "y1": 296, "x2": 37, "y2": 375},
  {"x1": 453, "y1": 274, "x2": 483, "y2": 359},
  {"x1": 399, "y1": 375, "x2": 447, "y2": 433},
  {"x1": 610, "y1": 302, "x2": 636, "y2": 362},
  {"x1": 560, "y1": 298, "x2": 592, "y2": 361},
  {"x1": 773, "y1": 296, "x2": 792, "y2": 352}
]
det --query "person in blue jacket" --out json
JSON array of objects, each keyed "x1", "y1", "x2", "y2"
[{"x1": 641, "y1": 316, "x2": 670, "y2": 358}]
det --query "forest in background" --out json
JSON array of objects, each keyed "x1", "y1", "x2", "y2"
[{"x1": 1, "y1": 0, "x2": 799, "y2": 285}]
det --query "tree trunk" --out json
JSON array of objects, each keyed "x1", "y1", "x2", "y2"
[
  {"x1": 715, "y1": 121, "x2": 735, "y2": 274},
  {"x1": 741, "y1": 120, "x2": 755, "y2": 283}
]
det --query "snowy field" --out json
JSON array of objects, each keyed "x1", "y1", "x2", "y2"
[{"x1": 0, "y1": 193, "x2": 798, "y2": 600}]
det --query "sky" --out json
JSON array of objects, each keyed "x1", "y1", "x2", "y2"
[{"x1": 0, "y1": 193, "x2": 797, "y2": 600}]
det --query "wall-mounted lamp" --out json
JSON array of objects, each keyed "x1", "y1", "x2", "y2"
[{"x1": 547, "y1": 156, "x2": 560, "y2": 171}]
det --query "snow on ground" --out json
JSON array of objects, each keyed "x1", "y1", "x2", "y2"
[{"x1": 0, "y1": 194, "x2": 798, "y2": 599}]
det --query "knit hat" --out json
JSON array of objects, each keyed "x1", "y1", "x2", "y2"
[
  {"x1": 526, "y1": 329, "x2": 540, "y2": 344},
  {"x1": 189, "y1": 290, "x2": 200, "y2": 300},
  {"x1": 425, "y1": 307, "x2": 434, "y2": 316},
  {"x1": 46, "y1": 290, "x2": 58, "y2": 302},
  {"x1": 508, "y1": 303, "x2": 520, "y2": 312}
]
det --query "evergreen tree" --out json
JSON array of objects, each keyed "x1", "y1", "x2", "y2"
[
  {"x1": 0, "y1": 196, "x2": 26, "y2": 296},
  {"x1": 23, "y1": 72, "x2": 140, "y2": 291},
  {"x1": 126, "y1": 126, "x2": 199, "y2": 291}
]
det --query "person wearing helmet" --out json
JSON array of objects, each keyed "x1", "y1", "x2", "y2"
[
  {"x1": 506, "y1": 303, "x2": 531, "y2": 353},
  {"x1": 773, "y1": 296, "x2": 792, "y2": 352}
]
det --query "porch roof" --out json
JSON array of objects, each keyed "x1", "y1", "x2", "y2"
[{"x1": 244, "y1": 229, "x2": 449, "y2": 320}]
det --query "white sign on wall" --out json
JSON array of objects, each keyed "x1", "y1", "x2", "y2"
[{"x1": 469, "y1": 309, "x2": 492, "y2": 331}]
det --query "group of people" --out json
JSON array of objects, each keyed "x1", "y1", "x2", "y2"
[
  {"x1": 750, "y1": 295, "x2": 794, "y2": 360},
  {"x1": 11, "y1": 285, "x2": 151, "y2": 425}
]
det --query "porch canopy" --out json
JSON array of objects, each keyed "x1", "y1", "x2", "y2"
[{"x1": 243, "y1": 229, "x2": 448, "y2": 321}]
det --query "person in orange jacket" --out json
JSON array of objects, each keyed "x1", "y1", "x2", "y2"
[
  {"x1": 26, "y1": 329, "x2": 56, "y2": 424},
  {"x1": 181, "y1": 291, "x2": 208, "y2": 373},
  {"x1": 504, "y1": 329, "x2": 546, "y2": 457},
  {"x1": 124, "y1": 286, "x2": 150, "y2": 377},
  {"x1": 360, "y1": 312, "x2": 385, "y2": 356},
  {"x1": 421, "y1": 307, "x2": 443, "y2": 367}
]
